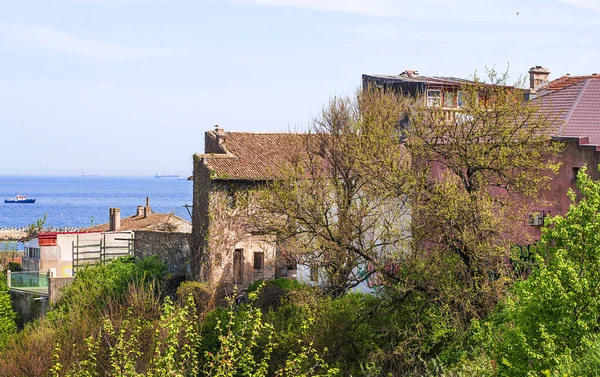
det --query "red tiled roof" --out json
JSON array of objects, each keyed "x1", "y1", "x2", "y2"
[
  {"x1": 198, "y1": 131, "x2": 317, "y2": 180},
  {"x1": 546, "y1": 74, "x2": 600, "y2": 91},
  {"x1": 83, "y1": 212, "x2": 190, "y2": 232},
  {"x1": 533, "y1": 78, "x2": 600, "y2": 145}
]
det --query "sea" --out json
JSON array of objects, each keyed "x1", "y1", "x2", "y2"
[{"x1": 0, "y1": 176, "x2": 193, "y2": 229}]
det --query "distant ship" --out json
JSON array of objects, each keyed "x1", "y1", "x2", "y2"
[
  {"x1": 5, "y1": 195, "x2": 36, "y2": 204},
  {"x1": 154, "y1": 173, "x2": 180, "y2": 178},
  {"x1": 82, "y1": 172, "x2": 99, "y2": 177}
]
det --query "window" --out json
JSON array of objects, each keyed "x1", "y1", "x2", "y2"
[
  {"x1": 443, "y1": 91, "x2": 456, "y2": 108},
  {"x1": 226, "y1": 189, "x2": 235, "y2": 209},
  {"x1": 25, "y1": 247, "x2": 40, "y2": 259},
  {"x1": 572, "y1": 167, "x2": 580, "y2": 182},
  {"x1": 309, "y1": 266, "x2": 319, "y2": 282},
  {"x1": 528, "y1": 211, "x2": 549, "y2": 227},
  {"x1": 426, "y1": 89, "x2": 441, "y2": 107},
  {"x1": 458, "y1": 91, "x2": 467, "y2": 108},
  {"x1": 458, "y1": 91, "x2": 478, "y2": 108},
  {"x1": 253, "y1": 252, "x2": 264, "y2": 270}
]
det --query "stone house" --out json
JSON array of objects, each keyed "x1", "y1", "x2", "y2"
[{"x1": 192, "y1": 128, "x2": 320, "y2": 289}]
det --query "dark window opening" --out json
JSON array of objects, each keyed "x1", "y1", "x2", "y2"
[
  {"x1": 253, "y1": 252, "x2": 264, "y2": 270},
  {"x1": 572, "y1": 167, "x2": 580, "y2": 182},
  {"x1": 226, "y1": 189, "x2": 235, "y2": 209},
  {"x1": 309, "y1": 266, "x2": 319, "y2": 282},
  {"x1": 233, "y1": 249, "x2": 243, "y2": 285}
]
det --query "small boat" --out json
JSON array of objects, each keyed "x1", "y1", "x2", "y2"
[{"x1": 5, "y1": 195, "x2": 36, "y2": 204}]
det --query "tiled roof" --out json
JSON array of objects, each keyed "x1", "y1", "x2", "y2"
[
  {"x1": 546, "y1": 74, "x2": 600, "y2": 91},
  {"x1": 363, "y1": 73, "x2": 512, "y2": 89},
  {"x1": 364, "y1": 73, "x2": 474, "y2": 87},
  {"x1": 533, "y1": 78, "x2": 600, "y2": 145},
  {"x1": 197, "y1": 131, "x2": 317, "y2": 180},
  {"x1": 84, "y1": 212, "x2": 191, "y2": 233}
]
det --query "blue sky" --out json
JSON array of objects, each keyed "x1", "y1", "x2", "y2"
[{"x1": 1, "y1": 0, "x2": 599, "y2": 176}]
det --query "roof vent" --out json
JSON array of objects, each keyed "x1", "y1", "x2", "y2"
[{"x1": 400, "y1": 70, "x2": 419, "y2": 77}]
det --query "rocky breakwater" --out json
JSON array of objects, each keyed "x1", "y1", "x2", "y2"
[{"x1": 0, "y1": 228, "x2": 27, "y2": 241}]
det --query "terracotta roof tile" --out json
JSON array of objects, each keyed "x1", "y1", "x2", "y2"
[
  {"x1": 197, "y1": 132, "x2": 318, "y2": 180},
  {"x1": 546, "y1": 74, "x2": 600, "y2": 91},
  {"x1": 533, "y1": 78, "x2": 600, "y2": 145},
  {"x1": 83, "y1": 212, "x2": 191, "y2": 233}
]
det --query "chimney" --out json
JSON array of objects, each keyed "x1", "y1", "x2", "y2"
[
  {"x1": 525, "y1": 88, "x2": 537, "y2": 101},
  {"x1": 215, "y1": 124, "x2": 226, "y2": 145},
  {"x1": 136, "y1": 206, "x2": 144, "y2": 217},
  {"x1": 144, "y1": 197, "x2": 151, "y2": 217},
  {"x1": 109, "y1": 208, "x2": 121, "y2": 231},
  {"x1": 529, "y1": 66, "x2": 550, "y2": 90}
]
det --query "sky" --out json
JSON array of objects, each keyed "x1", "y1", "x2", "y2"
[{"x1": 1, "y1": 0, "x2": 600, "y2": 176}]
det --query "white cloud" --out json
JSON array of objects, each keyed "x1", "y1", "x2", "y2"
[{"x1": 3, "y1": 25, "x2": 179, "y2": 60}]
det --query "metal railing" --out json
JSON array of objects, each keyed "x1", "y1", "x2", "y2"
[{"x1": 7, "y1": 271, "x2": 49, "y2": 294}]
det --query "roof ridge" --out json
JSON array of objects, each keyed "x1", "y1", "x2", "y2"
[
  {"x1": 223, "y1": 131, "x2": 309, "y2": 135},
  {"x1": 555, "y1": 79, "x2": 590, "y2": 137}
]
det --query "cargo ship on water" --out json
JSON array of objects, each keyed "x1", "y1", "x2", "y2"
[
  {"x1": 154, "y1": 173, "x2": 180, "y2": 178},
  {"x1": 5, "y1": 195, "x2": 36, "y2": 204}
]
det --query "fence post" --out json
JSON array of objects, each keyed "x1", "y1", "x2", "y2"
[{"x1": 6, "y1": 270, "x2": 10, "y2": 289}]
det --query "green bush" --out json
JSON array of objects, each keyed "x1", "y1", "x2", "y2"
[
  {"x1": 7, "y1": 262, "x2": 21, "y2": 272},
  {"x1": 0, "y1": 273, "x2": 17, "y2": 348},
  {"x1": 176, "y1": 281, "x2": 211, "y2": 313},
  {"x1": 466, "y1": 167, "x2": 600, "y2": 375},
  {"x1": 265, "y1": 290, "x2": 382, "y2": 375}
]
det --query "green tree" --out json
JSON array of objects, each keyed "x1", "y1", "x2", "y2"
[
  {"x1": 252, "y1": 71, "x2": 561, "y2": 372},
  {"x1": 253, "y1": 88, "x2": 414, "y2": 296},
  {"x1": 473, "y1": 166, "x2": 600, "y2": 376}
]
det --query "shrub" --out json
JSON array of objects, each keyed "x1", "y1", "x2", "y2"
[
  {"x1": 0, "y1": 323, "x2": 56, "y2": 377},
  {"x1": 0, "y1": 273, "x2": 17, "y2": 348},
  {"x1": 7, "y1": 262, "x2": 21, "y2": 272},
  {"x1": 176, "y1": 281, "x2": 211, "y2": 314},
  {"x1": 266, "y1": 290, "x2": 382, "y2": 375}
]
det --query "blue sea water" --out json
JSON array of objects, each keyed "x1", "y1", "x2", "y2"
[{"x1": 0, "y1": 176, "x2": 193, "y2": 228}]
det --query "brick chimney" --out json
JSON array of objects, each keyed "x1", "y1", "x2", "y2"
[
  {"x1": 144, "y1": 197, "x2": 151, "y2": 218},
  {"x1": 215, "y1": 124, "x2": 226, "y2": 146},
  {"x1": 136, "y1": 206, "x2": 144, "y2": 217},
  {"x1": 109, "y1": 208, "x2": 121, "y2": 231},
  {"x1": 529, "y1": 66, "x2": 550, "y2": 90}
]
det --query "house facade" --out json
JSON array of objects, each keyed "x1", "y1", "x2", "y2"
[
  {"x1": 22, "y1": 204, "x2": 192, "y2": 277},
  {"x1": 366, "y1": 67, "x2": 600, "y2": 244},
  {"x1": 191, "y1": 128, "x2": 306, "y2": 289}
]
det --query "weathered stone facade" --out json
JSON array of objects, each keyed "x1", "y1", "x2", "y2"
[
  {"x1": 48, "y1": 276, "x2": 75, "y2": 304},
  {"x1": 192, "y1": 128, "x2": 289, "y2": 289},
  {"x1": 134, "y1": 230, "x2": 192, "y2": 277}
]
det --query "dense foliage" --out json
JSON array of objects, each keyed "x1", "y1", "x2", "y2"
[
  {"x1": 3, "y1": 78, "x2": 599, "y2": 376},
  {"x1": 0, "y1": 272, "x2": 17, "y2": 348}
]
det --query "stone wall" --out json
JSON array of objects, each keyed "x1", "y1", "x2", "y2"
[
  {"x1": 133, "y1": 230, "x2": 191, "y2": 277},
  {"x1": 192, "y1": 155, "x2": 277, "y2": 290},
  {"x1": 48, "y1": 276, "x2": 75, "y2": 304},
  {"x1": 9, "y1": 290, "x2": 49, "y2": 326}
]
